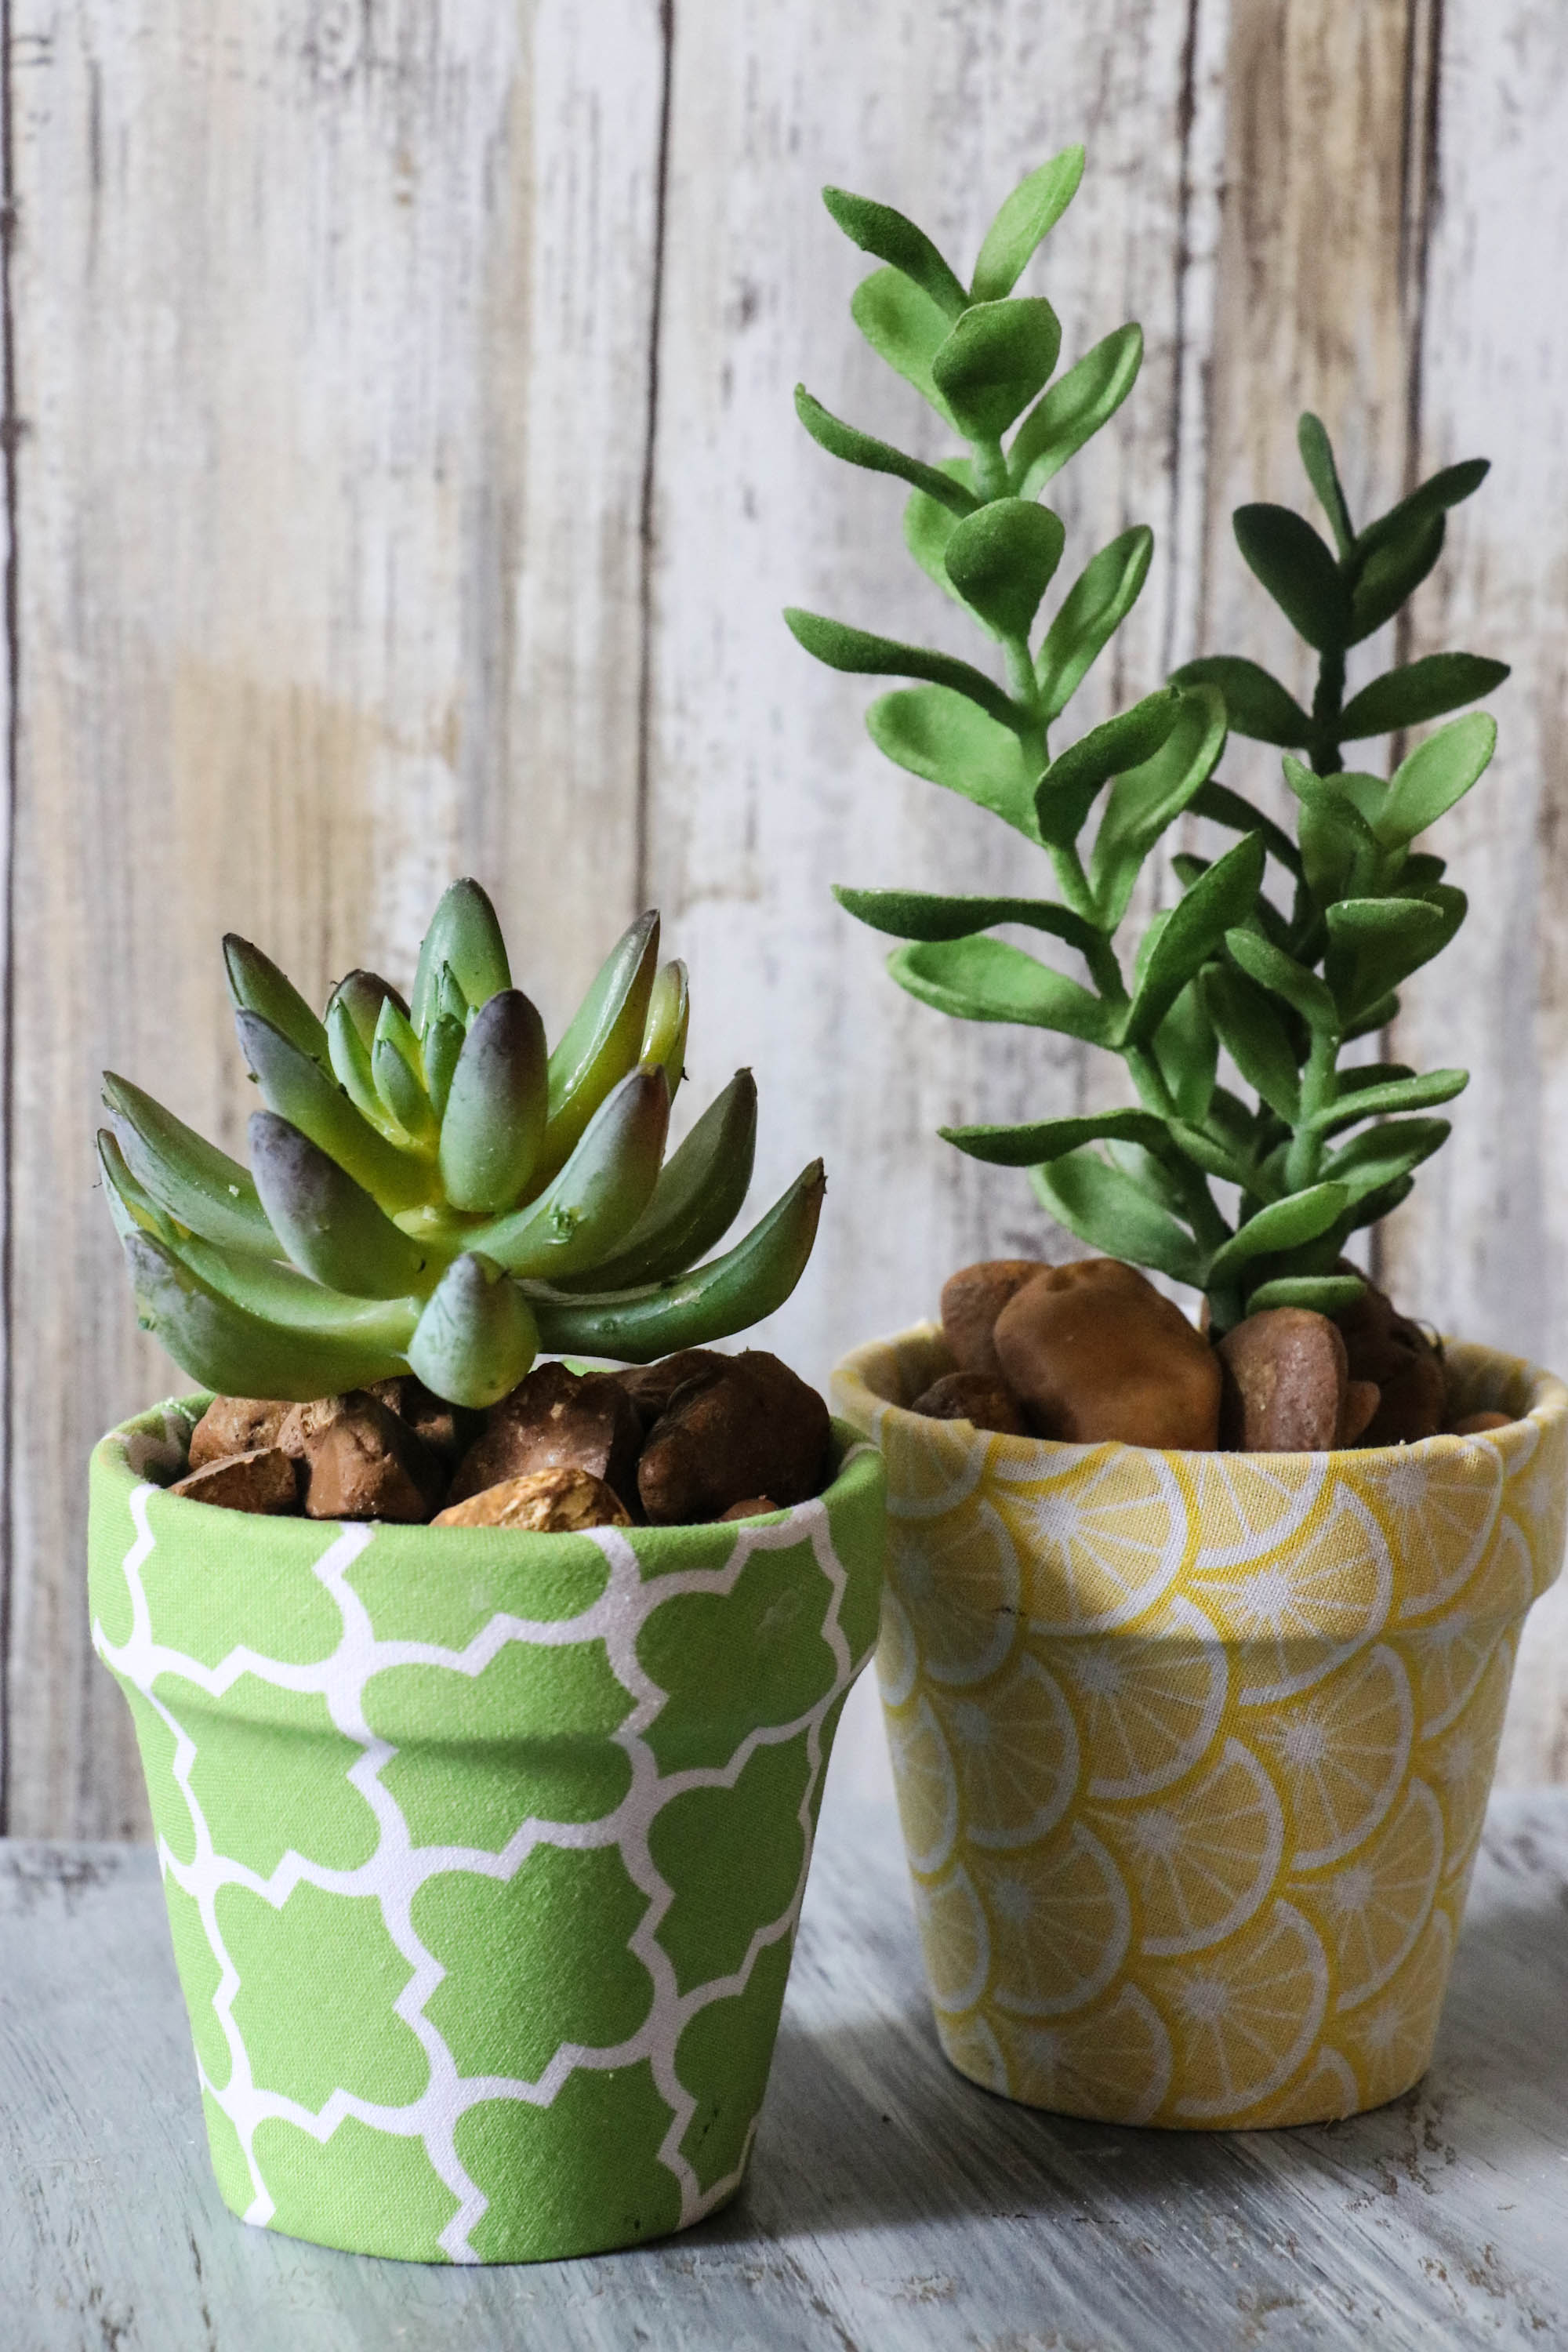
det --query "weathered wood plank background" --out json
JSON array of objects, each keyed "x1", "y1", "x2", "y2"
[{"x1": 2, "y1": 0, "x2": 1565, "y2": 1838}]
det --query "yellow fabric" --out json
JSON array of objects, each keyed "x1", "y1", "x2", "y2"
[{"x1": 833, "y1": 1328, "x2": 1568, "y2": 2128}]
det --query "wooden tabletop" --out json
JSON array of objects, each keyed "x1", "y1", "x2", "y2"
[{"x1": 5, "y1": 1784, "x2": 1567, "y2": 2350}]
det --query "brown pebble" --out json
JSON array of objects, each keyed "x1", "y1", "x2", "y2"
[
  {"x1": 909, "y1": 1370, "x2": 1029, "y2": 1436},
  {"x1": 434, "y1": 1466, "x2": 632, "y2": 1530},
  {"x1": 993, "y1": 1263, "x2": 1221, "y2": 1449},
  {"x1": 1450, "y1": 1409, "x2": 1513, "y2": 1436},
  {"x1": 365, "y1": 1375, "x2": 475, "y2": 1465},
  {"x1": 1217, "y1": 1309, "x2": 1348, "y2": 1453},
  {"x1": 608, "y1": 1350, "x2": 731, "y2": 1431},
  {"x1": 286, "y1": 1392, "x2": 445, "y2": 1523},
  {"x1": 171, "y1": 1446, "x2": 300, "y2": 1515},
  {"x1": 448, "y1": 1362, "x2": 643, "y2": 1511},
  {"x1": 939, "y1": 1260, "x2": 1050, "y2": 1378},
  {"x1": 187, "y1": 1396, "x2": 292, "y2": 1472},
  {"x1": 639, "y1": 1351, "x2": 831, "y2": 1525},
  {"x1": 1340, "y1": 1381, "x2": 1383, "y2": 1446},
  {"x1": 1331, "y1": 1272, "x2": 1446, "y2": 1445},
  {"x1": 719, "y1": 1497, "x2": 780, "y2": 1521}
]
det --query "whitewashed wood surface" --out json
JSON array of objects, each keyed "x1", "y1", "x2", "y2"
[
  {"x1": 2, "y1": 0, "x2": 1567, "y2": 1835},
  {"x1": 4, "y1": 1784, "x2": 1568, "y2": 2348}
]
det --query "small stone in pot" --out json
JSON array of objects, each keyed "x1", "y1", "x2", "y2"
[
  {"x1": 1332, "y1": 1273, "x2": 1446, "y2": 1445},
  {"x1": 608, "y1": 1350, "x2": 731, "y2": 1432},
  {"x1": 993, "y1": 1263, "x2": 1221, "y2": 1450},
  {"x1": 1450, "y1": 1408, "x2": 1513, "y2": 1436},
  {"x1": 434, "y1": 1466, "x2": 633, "y2": 1530},
  {"x1": 1217, "y1": 1308, "x2": 1348, "y2": 1453},
  {"x1": 1341, "y1": 1380, "x2": 1382, "y2": 1446},
  {"x1": 187, "y1": 1396, "x2": 291, "y2": 1472},
  {"x1": 940, "y1": 1260, "x2": 1047, "y2": 1379},
  {"x1": 448, "y1": 1363, "x2": 643, "y2": 1511},
  {"x1": 170, "y1": 1446, "x2": 300, "y2": 1515},
  {"x1": 720, "y1": 1497, "x2": 780, "y2": 1522},
  {"x1": 638, "y1": 1351, "x2": 830, "y2": 1526},
  {"x1": 366, "y1": 1375, "x2": 476, "y2": 1465},
  {"x1": 909, "y1": 1370, "x2": 1029, "y2": 1436},
  {"x1": 284, "y1": 1392, "x2": 446, "y2": 1523}
]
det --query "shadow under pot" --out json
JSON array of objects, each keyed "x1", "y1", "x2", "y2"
[
  {"x1": 833, "y1": 1325, "x2": 1568, "y2": 2129},
  {"x1": 88, "y1": 1396, "x2": 885, "y2": 2263}
]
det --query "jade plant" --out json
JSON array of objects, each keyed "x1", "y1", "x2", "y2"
[
  {"x1": 99, "y1": 881, "x2": 823, "y2": 1404},
  {"x1": 789, "y1": 147, "x2": 1505, "y2": 1332}
]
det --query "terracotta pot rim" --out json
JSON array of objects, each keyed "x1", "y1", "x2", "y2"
[
  {"x1": 834, "y1": 1323, "x2": 1568, "y2": 1469},
  {"x1": 94, "y1": 1390, "x2": 880, "y2": 1547}
]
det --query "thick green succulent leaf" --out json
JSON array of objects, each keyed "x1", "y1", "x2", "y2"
[
  {"x1": 1224, "y1": 927, "x2": 1338, "y2": 1031},
  {"x1": 1030, "y1": 1150, "x2": 1206, "y2": 1287},
  {"x1": 942, "y1": 1106, "x2": 1171, "y2": 1167},
  {"x1": 541, "y1": 909, "x2": 660, "y2": 1178},
  {"x1": 471, "y1": 1065, "x2": 670, "y2": 1279},
  {"x1": 1035, "y1": 687, "x2": 1181, "y2": 851},
  {"x1": 1035, "y1": 527, "x2": 1154, "y2": 721},
  {"x1": 930, "y1": 297, "x2": 1062, "y2": 441},
  {"x1": 325, "y1": 990, "x2": 397, "y2": 1135},
  {"x1": 1202, "y1": 965, "x2": 1304, "y2": 1124},
  {"x1": 558, "y1": 1068, "x2": 757, "y2": 1294},
  {"x1": 411, "y1": 878, "x2": 511, "y2": 1032},
  {"x1": 833, "y1": 885, "x2": 1103, "y2": 960},
  {"x1": 528, "y1": 1160, "x2": 825, "y2": 1363},
  {"x1": 850, "y1": 267, "x2": 955, "y2": 418},
  {"x1": 1324, "y1": 896, "x2": 1451, "y2": 1020},
  {"x1": 103, "y1": 1072, "x2": 278, "y2": 1258},
  {"x1": 1122, "y1": 833, "x2": 1266, "y2": 1047},
  {"x1": 1206, "y1": 1184, "x2": 1348, "y2": 1286},
  {"x1": 820, "y1": 186, "x2": 967, "y2": 320},
  {"x1": 1338, "y1": 655, "x2": 1508, "y2": 742},
  {"x1": 903, "y1": 469, "x2": 979, "y2": 615},
  {"x1": 331, "y1": 968, "x2": 410, "y2": 1050},
  {"x1": 1010, "y1": 323, "x2": 1143, "y2": 497},
  {"x1": 890, "y1": 936, "x2": 1112, "y2": 1044},
  {"x1": 1323, "y1": 1115, "x2": 1450, "y2": 1196},
  {"x1": 1244, "y1": 1273, "x2": 1367, "y2": 1316},
  {"x1": 407, "y1": 1254, "x2": 539, "y2": 1409},
  {"x1": 793, "y1": 387, "x2": 978, "y2": 514},
  {"x1": 439, "y1": 989, "x2": 549, "y2": 1214},
  {"x1": 1153, "y1": 978, "x2": 1220, "y2": 1126},
  {"x1": 641, "y1": 960, "x2": 690, "y2": 1100},
  {"x1": 943, "y1": 499, "x2": 1065, "y2": 641},
  {"x1": 1348, "y1": 511, "x2": 1444, "y2": 644},
  {"x1": 1356, "y1": 458, "x2": 1490, "y2": 564},
  {"x1": 372, "y1": 1017, "x2": 437, "y2": 1149},
  {"x1": 866, "y1": 686, "x2": 1040, "y2": 838},
  {"x1": 97, "y1": 1130, "x2": 180, "y2": 1246},
  {"x1": 1376, "y1": 710, "x2": 1497, "y2": 845},
  {"x1": 786, "y1": 608, "x2": 1020, "y2": 730},
  {"x1": 1232, "y1": 503, "x2": 1351, "y2": 652},
  {"x1": 1170, "y1": 656, "x2": 1311, "y2": 749},
  {"x1": 249, "y1": 1112, "x2": 438, "y2": 1298},
  {"x1": 423, "y1": 1014, "x2": 465, "y2": 1120},
  {"x1": 1312, "y1": 1065, "x2": 1468, "y2": 1135},
  {"x1": 1090, "y1": 685, "x2": 1228, "y2": 927},
  {"x1": 120, "y1": 1231, "x2": 408, "y2": 1401},
  {"x1": 236, "y1": 1010, "x2": 430, "y2": 1211},
  {"x1": 223, "y1": 936, "x2": 331, "y2": 1069},
  {"x1": 1284, "y1": 757, "x2": 1384, "y2": 903},
  {"x1": 1297, "y1": 413, "x2": 1355, "y2": 559},
  {"x1": 173, "y1": 1235, "x2": 418, "y2": 1345},
  {"x1": 971, "y1": 145, "x2": 1084, "y2": 301},
  {"x1": 1189, "y1": 779, "x2": 1304, "y2": 877}
]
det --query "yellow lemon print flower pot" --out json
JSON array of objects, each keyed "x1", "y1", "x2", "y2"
[{"x1": 833, "y1": 1325, "x2": 1568, "y2": 2129}]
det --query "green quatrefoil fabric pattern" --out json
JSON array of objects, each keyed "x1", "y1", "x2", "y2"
[{"x1": 89, "y1": 1400, "x2": 884, "y2": 2264}]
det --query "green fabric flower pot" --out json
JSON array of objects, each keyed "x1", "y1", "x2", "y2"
[{"x1": 89, "y1": 1397, "x2": 884, "y2": 2265}]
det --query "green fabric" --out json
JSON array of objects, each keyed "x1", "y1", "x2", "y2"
[{"x1": 89, "y1": 1396, "x2": 884, "y2": 2266}]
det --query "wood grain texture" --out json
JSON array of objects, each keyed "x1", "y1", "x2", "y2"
[
  {"x1": 5, "y1": 1788, "x2": 1568, "y2": 2347},
  {"x1": 1, "y1": 0, "x2": 663, "y2": 1835}
]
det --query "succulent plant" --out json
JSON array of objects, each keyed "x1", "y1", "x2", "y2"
[
  {"x1": 100, "y1": 882, "x2": 823, "y2": 1406},
  {"x1": 789, "y1": 147, "x2": 1504, "y2": 1332}
]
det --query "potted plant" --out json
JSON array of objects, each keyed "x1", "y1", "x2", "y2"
[
  {"x1": 89, "y1": 879, "x2": 884, "y2": 2261},
  {"x1": 793, "y1": 148, "x2": 1568, "y2": 2126}
]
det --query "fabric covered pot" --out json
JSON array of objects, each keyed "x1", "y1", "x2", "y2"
[
  {"x1": 89, "y1": 1398, "x2": 884, "y2": 2263},
  {"x1": 833, "y1": 1326, "x2": 1568, "y2": 2129}
]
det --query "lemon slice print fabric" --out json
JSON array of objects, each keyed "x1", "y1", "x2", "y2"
[
  {"x1": 1349, "y1": 1438, "x2": 1502, "y2": 1621},
  {"x1": 1189, "y1": 1478, "x2": 1393, "y2": 1703},
  {"x1": 1295, "y1": 1777, "x2": 1443, "y2": 2014},
  {"x1": 1182, "y1": 1450, "x2": 1331, "y2": 1571},
  {"x1": 1150, "y1": 1897, "x2": 1330, "y2": 2122},
  {"x1": 1087, "y1": 1737, "x2": 1284, "y2": 1958},
  {"x1": 1327, "y1": 1907, "x2": 1454, "y2": 2111},
  {"x1": 996, "y1": 1445, "x2": 1189, "y2": 1635},
  {"x1": 1403, "y1": 1515, "x2": 1531, "y2": 1736},
  {"x1": 928, "y1": 1653, "x2": 1078, "y2": 1851},
  {"x1": 991, "y1": 1984, "x2": 1174, "y2": 2125},
  {"x1": 971, "y1": 1824, "x2": 1131, "y2": 2019},
  {"x1": 1250, "y1": 1642, "x2": 1414, "y2": 1869},
  {"x1": 874, "y1": 1586, "x2": 918, "y2": 1708},
  {"x1": 911, "y1": 1864, "x2": 990, "y2": 2014},
  {"x1": 884, "y1": 1694, "x2": 958, "y2": 1875},
  {"x1": 1048, "y1": 1593, "x2": 1227, "y2": 1802},
  {"x1": 886, "y1": 1500, "x2": 1020, "y2": 1687}
]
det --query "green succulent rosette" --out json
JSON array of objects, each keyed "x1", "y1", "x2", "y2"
[{"x1": 89, "y1": 1398, "x2": 884, "y2": 2264}]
